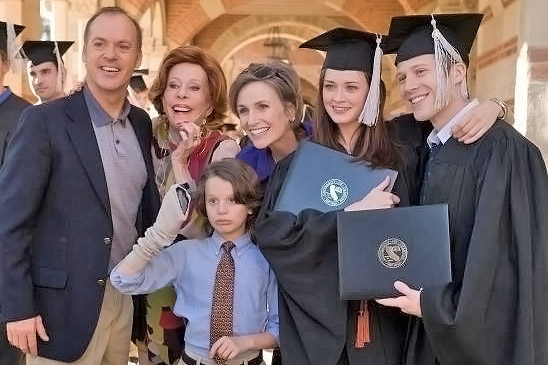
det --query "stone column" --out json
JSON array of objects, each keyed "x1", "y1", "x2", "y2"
[
  {"x1": 514, "y1": 0, "x2": 548, "y2": 162},
  {"x1": 65, "y1": 0, "x2": 98, "y2": 85},
  {"x1": 51, "y1": 0, "x2": 68, "y2": 39},
  {"x1": 50, "y1": 0, "x2": 79, "y2": 91}
]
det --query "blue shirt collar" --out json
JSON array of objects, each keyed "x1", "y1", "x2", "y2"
[
  {"x1": 211, "y1": 230, "x2": 252, "y2": 257},
  {"x1": 83, "y1": 85, "x2": 131, "y2": 127},
  {"x1": 0, "y1": 86, "x2": 13, "y2": 106}
]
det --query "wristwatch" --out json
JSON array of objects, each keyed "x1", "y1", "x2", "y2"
[{"x1": 489, "y1": 98, "x2": 508, "y2": 120}]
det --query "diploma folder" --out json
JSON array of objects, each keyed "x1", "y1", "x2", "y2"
[
  {"x1": 337, "y1": 204, "x2": 451, "y2": 299},
  {"x1": 274, "y1": 141, "x2": 398, "y2": 215}
]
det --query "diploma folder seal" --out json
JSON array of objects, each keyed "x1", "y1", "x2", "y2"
[
  {"x1": 274, "y1": 140, "x2": 398, "y2": 214},
  {"x1": 337, "y1": 204, "x2": 452, "y2": 299}
]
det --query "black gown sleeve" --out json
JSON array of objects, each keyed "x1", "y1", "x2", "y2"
[{"x1": 387, "y1": 114, "x2": 430, "y2": 205}]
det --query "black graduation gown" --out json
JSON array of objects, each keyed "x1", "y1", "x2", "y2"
[
  {"x1": 403, "y1": 121, "x2": 548, "y2": 365},
  {"x1": 253, "y1": 118, "x2": 427, "y2": 365}
]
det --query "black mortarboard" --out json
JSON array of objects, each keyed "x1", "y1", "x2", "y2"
[
  {"x1": 0, "y1": 21, "x2": 24, "y2": 58},
  {"x1": 130, "y1": 69, "x2": 148, "y2": 93},
  {"x1": 299, "y1": 27, "x2": 382, "y2": 74},
  {"x1": 385, "y1": 13, "x2": 483, "y2": 110},
  {"x1": 300, "y1": 28, "x2": 385, "y2": 126},
  {"x1": 384, "y1": 13, "x2": 483, "y2": 65},
  {"x1": 20, "y1": 40, "x2": 73, "y2": 67}
]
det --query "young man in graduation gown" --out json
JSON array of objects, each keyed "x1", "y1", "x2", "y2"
[
  {"x1": 19, "y1": 40, "x2": 73, "y2": 104},
  {"x1": 252, "y1": 29, "x2": 420, "y2": 365},
  {"x1": 0, "y1": 21, "x2": 30, "y2": 168},
  {"x1": 377, "y1": 13, "x2": 548, "y2": 365}
]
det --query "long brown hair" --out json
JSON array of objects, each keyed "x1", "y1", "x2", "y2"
[
  {"x1": 314, "y1": 68, "x2": 399, "y2": 168},
  {"x1": 149, "y1": 45, "x2": 228, "y2": 132},
  {"x1": 194, "y1": 159, "x2": 262, "y2": 235}
]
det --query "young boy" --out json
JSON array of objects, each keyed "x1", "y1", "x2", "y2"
[
  {"x1": 377, "y1": 13, "x2": 548, "y2": 365},
  {"x1": 111, "y1": 159, "x2": 278, "y2": 365}
]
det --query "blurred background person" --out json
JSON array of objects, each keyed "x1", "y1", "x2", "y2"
[
  {"x1": 19, "y1": 40, "x2": 73, "y2": 104},
  {"x1": 129, "y1": 68, "x2": 156, "y2": 117},
  {"x1": 219, "y1": 122, "x2": 242, "y2": 143}
]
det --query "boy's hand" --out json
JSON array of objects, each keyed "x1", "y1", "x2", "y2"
[{"x1": 210, "y1": 336, "x2": 252, "y2": 360}]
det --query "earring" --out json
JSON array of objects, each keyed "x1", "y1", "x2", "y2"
[{"x1": 200, "y1": 118, "x2": 207, "y2": 138}]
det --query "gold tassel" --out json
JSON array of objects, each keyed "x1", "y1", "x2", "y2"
[{"x1": 355, "y1": 300, "x2": 370, "y2": 348}]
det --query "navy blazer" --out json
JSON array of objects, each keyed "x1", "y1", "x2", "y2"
[{"x1": 0, "y1": 90, "x2": 160, "y2": 361}]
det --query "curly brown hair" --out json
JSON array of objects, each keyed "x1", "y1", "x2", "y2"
[
  {"x1": 193, "y1": 158, "x2": 262, "y2": 235},
  {"x1": 149, "y1": 46, "x2": 228, "y2": 132}
]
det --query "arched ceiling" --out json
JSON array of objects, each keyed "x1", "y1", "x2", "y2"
[
  {"x1": 121, "y1": 0, "x2": 484, "y2": 113},
  {"x1": 124, "y1": 0, "x2": 442, "y2": 47}
]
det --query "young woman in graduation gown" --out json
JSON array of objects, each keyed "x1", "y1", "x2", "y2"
[
  {"x1": 251, "y1": 29, "x2": 419, "y2": 365},
  {"x1": 229, "y1": 61, "x2": 311, "y2": 365}
]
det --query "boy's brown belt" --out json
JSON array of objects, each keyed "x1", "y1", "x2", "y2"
[{"x1": 181, "y1": 351, "x2": 263, "y2": 365}]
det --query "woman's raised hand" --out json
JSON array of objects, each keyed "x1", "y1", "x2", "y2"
[
  {"x1": 344, "y1": 176, "x2": 400, "y2": 211},
  {"x1": 170, "y1": 122, "x2": 202, "y2": 165}
]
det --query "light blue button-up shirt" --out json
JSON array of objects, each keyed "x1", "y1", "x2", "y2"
[
  {"x1": 110, "y1": 231, "x2": 279, "y2": 358},
  {"x1": 0, "y1": 86, "x2": 12, "y2": 106}
]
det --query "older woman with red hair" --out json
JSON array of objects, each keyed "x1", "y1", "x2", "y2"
[{"x1": 146, "y1": 45, "x2": 239, "y2": 364}]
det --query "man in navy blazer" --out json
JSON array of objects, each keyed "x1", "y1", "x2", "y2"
[{"x1": 0, "y1": 7, "x2": 160, "y2": 364}]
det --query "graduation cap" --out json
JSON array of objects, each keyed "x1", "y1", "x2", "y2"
[
  {"x1": 130, "y1": 69, "x2": 148, "y2": 93},
  {"x1": 19, "y1": 40, "x2": 73, "y2": 95},
  {"x1": 0, "y1": 21, "x2": 25, "y2": 65},
  {"x1": 385, "y1": 13, "x2": 483, "y2": 109},
  {"x1": 300, "y1": 28, "x2": 384, "y2": 126},
  {"x1": 19, "y1": 40, "x2": 73, "y2": 67}
]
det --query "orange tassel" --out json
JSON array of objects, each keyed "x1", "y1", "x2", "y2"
[{"x1": 355, "y1": 300, "x2": 371, "y2": 348}]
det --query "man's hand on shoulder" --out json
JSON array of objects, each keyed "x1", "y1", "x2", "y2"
[{"x1": 6, "y1": 315, "x2": 49, "y2": 357}]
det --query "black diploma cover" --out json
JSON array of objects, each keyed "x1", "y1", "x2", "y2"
[
  {"x1": 274, "y1": 140, "x2": 398, "y2": 215},
  {"x1": 337, "y1": 204, "x2": 452, "y2": 299}
]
